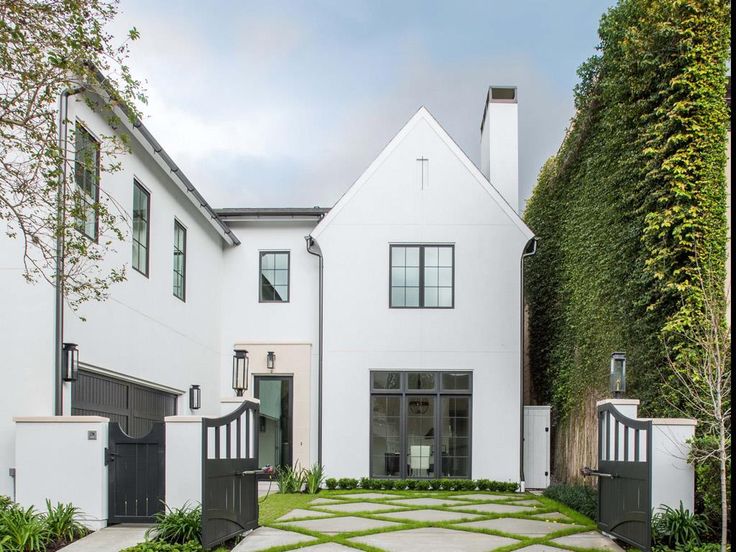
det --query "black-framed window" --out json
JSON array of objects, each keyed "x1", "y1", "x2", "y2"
[
  {"x1": 132, "y1": 180, "x2": 150, "y2": 276},
  {"x1": 173, "y1": 220, "x2": 186, "y2": 301},
  {"x1": 390, "y1": 245, "x2": 454, "y2": 308},
  {"x1": 260, "y1": 251, "x2": 290, "y2": 302},
  {"x1": 370, "y1": 371, "x2": 471, "y2": 479},
  {"x1": 74, "y1": 123, "x2": 100, "y2": 240}
]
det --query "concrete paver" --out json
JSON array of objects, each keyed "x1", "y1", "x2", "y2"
[
  {"x1": 317, "y1": 501, "x2": 403, "y2": 513},
  {"x1": 449, "y1": 502, "x2": 534, "y2": 514},
  {"x1": 233, "y1": 527, "x2": 317, "y2": 551},
  {"x1": 299, "y1": 544, "x2": 359, "y2": 551},
  {"x1": 335, "y1": 492, "x2": 396, "y2": 500},
  {"x1": 552, "y1": 530, "x2": 625, "y2": 551},
  {"x1": 351, "y1": 527, "x2": 518, "y2": 551},
  {"x1": 387, "y1": 497, "x2": 465, "y2": 507},
  {"x1": 530, "y1": 511, "x2": 575, "y2": 522},
  {"x1": 58, "y1": 525, "x2": 150, "y2": 552},
  {"x1": 510, "y1": 499, "x2": 543, "y2": 507},
  {"x1": 309, "y1": 498, "x2": 343, "y2": 505},
  {"x1": 458, "y1": 517, "x2": 584, "y2": 537},
  {"x1": 279, "y1": 515, "x2": 400, "y2": 534},
  {"x1": 515, "y1": 545, "x2": 565, "y2": 552},
  {"x1": 378, "y1": 508, "x2": 483, "y2": 522},
  {"x1": 453, "y1": 493, "x2": 511, "y2": 501},
  {"x1": 275, "y1": 508, "x2": 335, "y2": 521}
]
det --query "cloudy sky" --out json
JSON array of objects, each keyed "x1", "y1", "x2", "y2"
[{"x1": 110, "y1": 1, "x2": 614, "y2": 211}]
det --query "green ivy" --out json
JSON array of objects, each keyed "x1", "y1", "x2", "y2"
[{"x1": 525, "y1": 0, "x2": 729, "y2": 419}]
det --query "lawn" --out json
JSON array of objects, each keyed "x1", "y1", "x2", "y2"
[{"x1": 253, "y1": 489, "x2": 603, "y2": 552}]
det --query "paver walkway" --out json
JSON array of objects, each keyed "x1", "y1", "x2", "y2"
[
  {"x1": 234, "y1": 490, "x2": 625, "y2": 552},
  {"x1": 57, "y1": 524, "x2": 150, "y2": 552}
]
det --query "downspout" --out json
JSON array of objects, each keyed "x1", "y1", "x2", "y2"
[
  {"x1": 519, "y1": 236, "x2": 537, "y2": 490},
  {"x1": 54, "y1": 86, "x2": 83, "y2": 415},
  {"x1": 305, "y1": 235, "x2": 324, "y2": 466}
]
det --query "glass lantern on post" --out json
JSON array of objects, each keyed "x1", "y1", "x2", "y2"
[{"x1": 610, "y1": 352, "x2": 626, "y2": 398}]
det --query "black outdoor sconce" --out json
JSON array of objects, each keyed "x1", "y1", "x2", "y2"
[
  {"x1": 267, "y1": 351, "x2": 276, "y2": 371},
  {"x1": 610, "y1": 352, "x2": 627, "y2": 398},
  {"x1": 232, "y1": 349, "x2": 249, "y2": 396},
  {"x1": 62, "y1": 342, "x2": 79, "y2": 382},
  {"x1": 189, "y1": 385, "x2": 201, "y2": 410}
]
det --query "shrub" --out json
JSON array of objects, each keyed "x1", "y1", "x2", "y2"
[
  {"x1": 543, "y1": 484, "x2": 597, "y2": 519},
  {"x1": 414, "y1": 480, "x2": 430, "y2": 491},
  {"x1": 121, "y1": 541, "x2": 204, "y2": 552},
  {"x1": 337, "y1": 478, "x2": 358, "y2": 490},
  {"x1": 276, "y1": 463, "x2": 305, "y2": 494},
  {"x1": 304, "y1": 464, "x2": 325, "y2": 494},
  {"x1": 0, "y1": 503, "x2": 49, "y2": 552},
  {"x1": 359, "y1": 477, "x2": 371, "y2": 490},
  {"x1": 459, "y1": 480, "x2": 476, "y2": 491},
  {"x1": 43, "y1": 500, "x2": 88, "y2": 544},
  {"x1": 0, "y1": 496, "x2": 12, "y2": 510},
  {"x1": 428, "y1": 479, "x2": 442, "y2": 490},
  {"x1": 475, "y1": 479, "x2": 490, "y2": 491},
  {"x1": 325, "y1": 478, "x2": 337, "y2": 490},
  {"x1": 652, "y1": 502, "x2": 708, "y2": 549},
  {"x1": 145, "y1": 503, "x2": 201, "y2": 545},
  {"x1": 405, "y1": 479, "x2": 417, "y2": 490}
]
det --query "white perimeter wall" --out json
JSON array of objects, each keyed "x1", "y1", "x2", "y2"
[
  {"x1": 315, "y1": 113, "x2": 529, "y2": 482},
  {"x1": 219, "y1": 221, "x2": 320, "y2": 464}
]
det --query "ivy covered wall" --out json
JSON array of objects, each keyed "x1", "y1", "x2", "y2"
[{"x1": 523, "y1": 0, "x2": 729, "y2": 484}]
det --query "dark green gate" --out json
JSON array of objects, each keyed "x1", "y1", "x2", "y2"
[
  {"x1": 586, "y1": 402, "x2": 652, "y2": 551},
  {"x1": 201, "y1": 400, "x2": 260, "y2": 548}
]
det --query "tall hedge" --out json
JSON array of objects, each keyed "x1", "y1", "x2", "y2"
[{"x1": 524, "y1": 0, "x2": 729, "y2": 481}]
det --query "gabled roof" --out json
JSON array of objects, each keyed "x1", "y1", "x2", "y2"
[
  {"x1": 216, "y1": 207, "x2": 330, "y2": 221},
  {"x1": 311, "y1": 106, "x2": 534, "y2": 240}
]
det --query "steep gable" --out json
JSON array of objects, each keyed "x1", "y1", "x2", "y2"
[{"x1": 312, "y1": 106, "x2": 533, "y2": 240}]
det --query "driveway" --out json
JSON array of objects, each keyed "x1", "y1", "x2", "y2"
[{"x1": 236, "y1": 490, "x2": 623, "y2": 552}]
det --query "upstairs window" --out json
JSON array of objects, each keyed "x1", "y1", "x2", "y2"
[
  {"x1": 132, "y1": 180, "x2": 150, "y2": 276},
  {"x1": 74, "y1": 124, "x2": 100, "y2": 240},
  {"x1": 260, "y1": 251, "x2": 290, "y2": 302},
  {"x1": 390, "y1": 245, "x2": 454, "y2": 308},
  {"x1": 173, "y1": 220, "x2": 186, "y2": 301}
]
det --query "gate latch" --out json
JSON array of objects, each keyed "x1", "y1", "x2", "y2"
[
  {"x1": 104, "y1": 448, "x2": 118, "y2": 466},
  {"x1": 581, "y1": 466, "x2": 615, "y2": 479}
]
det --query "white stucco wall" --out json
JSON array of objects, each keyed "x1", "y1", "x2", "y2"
[
  {"x1": 314, "y1": 110, "x2": 531, "y2": 482},
  {"x1": 60, "y1": 95, "x2": 227, "y2": 417},
  {"x1": 165, "y1": 416, "x2": 202, "y2": 509},
  {"x1": 481, "y1": 96, "x2": 519, "y2": 212},
  {"x1": 219, "y1": 221, "x2": 320, "y2": 465},
  {"x1": 650, "y1": 420, "x2": 696, "y2": 513},
  {"x1": 15, "y1": 417, "x2": 109, "y2": 530}
]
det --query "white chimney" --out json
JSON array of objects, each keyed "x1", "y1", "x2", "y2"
[{"x1": 480, "y1": 86, "x2": 519, "y2": 212}]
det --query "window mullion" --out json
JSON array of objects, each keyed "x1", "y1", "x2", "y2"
[{"x1": 419, "y1": 246, "x2": 425, "y2": 308}]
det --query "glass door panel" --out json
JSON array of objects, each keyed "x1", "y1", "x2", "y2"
[
  {"x1": 255, "y1": 376, "x2": 292, "y2": 472},
  {"x1": 371, "y1": 396, "x2": 402, "y2": 476},
  {"x1": 440, "y1": 396, "x2": 470, "y2": 477},
  {"x1": 406, "y1": 395, "x2": 435, "y2": 478}
]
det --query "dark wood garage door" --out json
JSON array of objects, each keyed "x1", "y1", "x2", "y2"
[{"x1": 72, "y1": 370, "x2": 177, "y2": 437}]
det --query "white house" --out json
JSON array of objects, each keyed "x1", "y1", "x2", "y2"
[{"x1": 0, "y1": 83, "x2": 535, "y2": 517}]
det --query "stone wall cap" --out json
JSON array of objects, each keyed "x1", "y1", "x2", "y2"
[
  {"x1": 645, "y1": 418, "x2": 698, "y2": 426},
  {"x1": 596, "y1": 398, "x2": 641, "y2": 406},
  {"x1": 164, "y1": 416, "x2": 203, "y2": 423},
  {"x1": 14, "y1": 416, "x2": 109, "y2": 423},
  {"x1": 220, "y1": 397, "x2": 261, "y2": 404}
]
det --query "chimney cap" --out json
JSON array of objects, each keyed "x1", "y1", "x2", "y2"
[{"x1": 480, "y1": 85, "x2": 518, "y2": 133}]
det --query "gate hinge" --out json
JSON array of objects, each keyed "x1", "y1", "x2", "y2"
[
  {"x1": 545, "y1": 471, "x2": 548, "y2": 476},
  {"x1": 545, "y1": 427, "x2": 549, "y2": 432},
  {"x1": 104, "y1": 448, "x2": 118, "y2": 466}
]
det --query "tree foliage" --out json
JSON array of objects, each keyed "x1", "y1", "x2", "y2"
[
  {"x1": 0, "y1": 0, "x2": 145, "y2": 307},
  {"x1": 523, "y1": 0, "x2": 730, "y2": 531}
]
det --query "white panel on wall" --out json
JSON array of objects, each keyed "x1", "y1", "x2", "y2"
[{"x1": 523, "y1": 406, "x2": 551, "y2": 489}]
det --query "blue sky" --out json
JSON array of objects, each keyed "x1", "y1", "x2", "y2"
[{"x1": 111, "y1": 1, "x2": 614, "y2": 210}]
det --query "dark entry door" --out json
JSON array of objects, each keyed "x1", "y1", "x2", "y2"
[
  {"x1": 595, "y1": 402, "x2": 652, "y2": 551},
  {"x1": 254, "y1": 376, "x2": 293, "y2": 473},
  {"x1": 107, "y1": 422, "x2": 165, "y2": 524}
]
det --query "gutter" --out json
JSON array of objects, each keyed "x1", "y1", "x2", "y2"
[
  {"x1": 305, "y1": 235, "x2": 324, "y2": 466},
  {"x1": 519, "y1": 236, "x2": 538, "y2": 490},
  {"x1": 54, "y1": 86, "x2": 84, "y2": 416}
]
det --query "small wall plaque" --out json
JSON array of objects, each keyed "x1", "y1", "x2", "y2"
[{"x1": 87, "y1": 430, "x2": 97, "y2": 441}]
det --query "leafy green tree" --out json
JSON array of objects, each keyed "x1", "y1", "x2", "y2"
[{"x1": 0, "y1": 0, "x2": 145, "y2": 308}]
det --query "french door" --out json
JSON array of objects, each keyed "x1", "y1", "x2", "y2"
[{"x1": 254, "y1": 376, "x2": 293, "y2": 474}]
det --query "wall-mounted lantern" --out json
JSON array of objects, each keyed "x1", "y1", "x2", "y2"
[
  {"x1": 189, "y1": 385, "x2": 201, "y2": 410},
  {"x1": 62, "y1": 343, "x2": 79, "y2": 382},
  {"x1": 610, "y1": 352, "x2": 626, "y2": 398},
  {"x1": 267, "y1": 351, "x2": 276, "y2": 371},
  {"x1": 232, "y1": 349, "x2": 249, "y2": 396}
]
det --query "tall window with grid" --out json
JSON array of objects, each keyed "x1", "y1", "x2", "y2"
[
  {"x1": 173, "y1": 220, "x2": 186, "y2": 301},
  {"x1": 74, "y1": 124, "x2": 100, "y2": 240},
  {"x1": 132, "y1": 181, "x2": 150, "y2": 276},
  {"x1": 390, "y1": 244, "x2": 454, "y2": 308},
  {"x1": 260, "y1": 251, "x2": 290, "y2": 302}
]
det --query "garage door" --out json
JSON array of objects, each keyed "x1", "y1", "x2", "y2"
[{"x1": 72, "y1": 370, "x2": 178, "y2": 437}]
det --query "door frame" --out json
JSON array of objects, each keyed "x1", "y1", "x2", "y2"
[{"x1": 253, "y1": 375, "x2": 294, "y2": 475}]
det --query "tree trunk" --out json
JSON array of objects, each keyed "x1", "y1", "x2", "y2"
[{"x1": 719, "y1": 417, "x2": 728, "y2": 552}]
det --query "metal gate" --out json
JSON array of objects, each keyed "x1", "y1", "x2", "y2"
[
  {"x1": 106, "y1": 422, "x2": 165, "y2": 524},
  {"x1": 201, "y1": 400, "x2": 260, "y2": 548},
  {"x1": 588, "y1": 402, "x2": 652, "y2": 551}
]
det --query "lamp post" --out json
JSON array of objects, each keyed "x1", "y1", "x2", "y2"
[
  {"x1": 232, "y1": 350, "x2": 249, "y2": 396},
  {"x1": 189, "y1": 385, "x2": 201, "y2": 410},
  {"x1": 62, "y1": 343, "x2": 79, "y2": 382},
  {"x1": 610, "y1": 352, "x2": 627, "y2": 398},
  {"x1": 266, "y1": 351, "x2": 276, "y2": 371}
]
